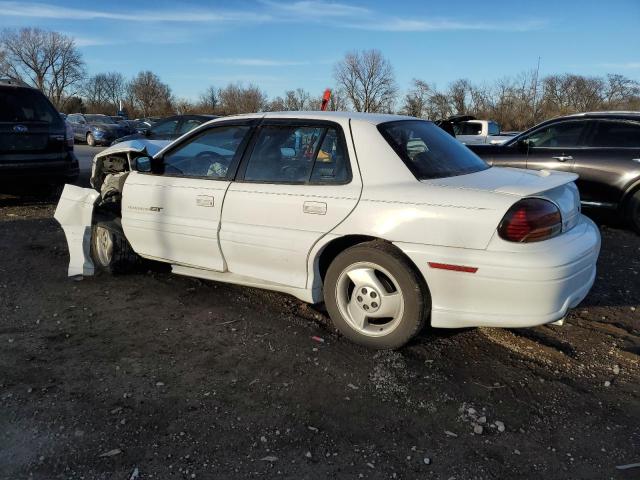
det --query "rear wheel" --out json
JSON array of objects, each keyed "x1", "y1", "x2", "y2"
[
  {"x1": 323, "y1": 241, "x2": 429, "y2": 349},
  {"x1": 627, "y1": 190, "x2": 640, "y2": 233},
  {"x1": 90, "y1": 221, "x2": 138, "y2": 273},
  {"x1": 86, "y1": 132, "x2": 96, "y2": 146}
]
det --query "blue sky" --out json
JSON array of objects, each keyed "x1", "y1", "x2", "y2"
[{"x1": 1, "y1": 0, "x2": 639, "y2": 100}]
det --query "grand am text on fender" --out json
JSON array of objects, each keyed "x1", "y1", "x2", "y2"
[{"x1": 55, "y1": 112, "x2": 601, "y2": 349}]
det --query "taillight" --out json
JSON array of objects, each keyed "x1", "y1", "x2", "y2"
[
  {"x1": 65, "y1": 122, "x2": 74, "y2": 148},
  {"x1": 498, "y1": 198, "x2": 562, "y2": 243}
]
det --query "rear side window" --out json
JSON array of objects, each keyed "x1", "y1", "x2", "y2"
[
  {"x1": 378, "y1": 120, "x2": 489, "y2": 180},
  {"x1": 589, "y1": 120, "x2": 640, "y2": 148},
  {"x1": 488, "y1": 122, "x2": 501, "y2": 135},
  {"x1": 524, "y1": 121, "x2": 587, "y2": 148},
  {"x1": 150, "y1": 118, "x2": 178, "y2": 135},
  {"x1": 0, "y1": 88, "x2": 63, "y2": 127},
  {"x1": 243, "y1": 125, "x2": 350, "y2": 184},
  {"x1": 454, "y1": 122, "x2": 482, "y2": 135}
]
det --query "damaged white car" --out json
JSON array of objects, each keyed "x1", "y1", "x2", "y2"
[{"x1": 55, "y1": 112, "x2": 601, "y2": 349}]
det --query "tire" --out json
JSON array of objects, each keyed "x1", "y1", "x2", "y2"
[
  {"x1": 86, "y1": 132, "x2": 95, "y2": 147},
  {"x1": 323, "y1": 241, "x2": 429, "y2": 349},
  {"x1": 627, "y1": 189, "x2": 640, "y2": 233},
  {"x1": 90, "y1": 221, "x2": 138, "y2": 274}
]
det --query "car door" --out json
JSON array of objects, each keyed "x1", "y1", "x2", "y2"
[
  {"x1": 220, "y1": 120, "x2": 362, "y2": 288},
  {"x1": 572, "y1": 118, "x2": 640, "y2": 207},
  {"x1": 121, "y1": 121, "x2": 254, "y2": 270},
  {"x1": 523, "y1": 119, "x2": 592, "y2": 174},
  {"x1": 67, "y1": 114, "x2": 81, "y2": 140}
]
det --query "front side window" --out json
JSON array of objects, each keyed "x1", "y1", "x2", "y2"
[
  {"x1": 151, "y1": 118, "x2": 179, "y2": 135},
  {"x1": 379, "y1": 120, "x2": 489, "y2": 180},
  {"x1": 589, "y1": 120, "x2": 640, "y2": 148},
  {"x1": 244, "y1": 125, "x2": 349, "y2": 184},
  {"x1": 161, "y1": 126, "x2": 250, "y2": 178},
  {"x1": 523, "y1": 121, "x2": 587, "y2": 148}
]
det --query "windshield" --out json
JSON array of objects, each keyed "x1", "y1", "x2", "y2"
[
  {"x1": 378, "y1": 120, "x2": 489, "y2": 180},
  {"x1": 0, "y1": 88, "x2": 63, "y2": 127},
  {"x1": 86, "y1": 115, "x2": 117, "y2": 125}
]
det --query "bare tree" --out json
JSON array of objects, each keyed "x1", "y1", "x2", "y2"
[
  {"x1": 127, "y1": 71, "x2": 173, "y2": 117},
  {"x1": 1, "y1": 27, "x2": 85, "y2": 108},
  {"x1": 448, "y1": 79, "x2": 471, "y2": 115},
  {"x1": 198, "y1": 86, "x2": 219, "y2": 113},
  {"x1": 401, "y1": 79, "x2": 431, "y2": 117},
  {"x1": 334, "y1": 49, "x2": 397, "y2": 113},
  {"x1": 82, "y1": 72, "x2": 126, "y2": 113},
  {"x1": 217, "y1": 83, "x2": 266, "y2": 115},
  {"x1": 283, "y1": 88, "x2": 310, "y2": 110}
]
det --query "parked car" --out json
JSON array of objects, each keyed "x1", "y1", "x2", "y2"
[
  {"x1": 111, "y1": 114, "x2": 217, "y2": 145},
  {"x1": 0, "y1": 78, "x2": 78, "y2": 193},
  {"x1": 66, "y1": 113, "x2": 134, "y2": 146},
  {"x1": 467, "y1": 112, "x2": 640, "y2": 231},
  {"x1": 55, "y1": 112, "x2": 600, "y2": 349},
  {"x1": 446, "y1": 115, "x2": 514, "y2": 145}
]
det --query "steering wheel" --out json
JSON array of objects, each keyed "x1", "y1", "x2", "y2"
[{"x1": 195, "y1": 150, "x2": 229, "y2": 176}]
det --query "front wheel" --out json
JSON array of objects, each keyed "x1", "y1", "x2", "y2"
[
  {"x1": 323, "y1": 241, "x2": 429, "y2": 349},
  {"x1": 627, "y1": 190, "x2": 640, "y2": 233},
  {"x1": 90, "y1": 222, "x2": 138, "y2": 273}
]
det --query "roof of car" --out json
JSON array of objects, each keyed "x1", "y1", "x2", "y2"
[
  {"x1": 562, "y1": 111, "x2": 640, "y2": 119},
  {"x1": 215, "y1": 111, "x2": 418, "y2": 125}
]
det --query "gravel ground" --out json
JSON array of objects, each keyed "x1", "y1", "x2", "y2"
[{"x1": 0, "y1": 195, "x2": 638, "y2": 480}]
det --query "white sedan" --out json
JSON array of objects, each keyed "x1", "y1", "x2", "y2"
[{"x1": 55, "y1": 112, "x2": 601, "y2": 349}]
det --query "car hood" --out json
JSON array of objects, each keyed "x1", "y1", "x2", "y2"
[
  {"x1": 94, "y1": 139, "x2": 171, "y2": 160},
  {"x1": 420, "y1": 166, "x2": 578, "y2": 197}
]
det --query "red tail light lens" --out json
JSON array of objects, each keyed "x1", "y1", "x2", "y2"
[{"x1": 498, "y1": 198, "x2": 562, "y2": 243}]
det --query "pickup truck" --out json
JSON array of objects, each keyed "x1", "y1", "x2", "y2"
[{"x1": 449, "y1": 116, "x2": 516, "y2": 145}]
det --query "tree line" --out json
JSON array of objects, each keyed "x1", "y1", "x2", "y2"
[{"x1": 2, "y1": 28, "x2": 639, "y2": 130}]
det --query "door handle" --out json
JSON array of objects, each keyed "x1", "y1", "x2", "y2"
[{"x1": 552, "y1": 155, "x2": 573, "y2": 162}]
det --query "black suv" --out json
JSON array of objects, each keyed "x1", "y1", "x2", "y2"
[
  {"x1": 467, "y1": 112, "x2": 640, "y2": 231},
  {"x1": 0, "y1": 79, "x2": 78, "y2": 192}
]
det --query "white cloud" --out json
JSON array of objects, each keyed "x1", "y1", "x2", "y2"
[
  {"x1": 260, "y1": 0, "x2": 370, "y2": 17},
  {"x1": 200, "y1": 58, "x2": 310, "y2": 67},
  {"x1": 0, "y1": 1, "x2": 270, "y2": 23},
  {"x1": 341, "y1": 18, "x2": 547, "y2": 32},
  {"x1": 596, "y1": 62, "x2": 640, "y2": 70}
]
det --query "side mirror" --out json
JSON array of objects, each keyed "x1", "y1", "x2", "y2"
[{"x1": 133, "y1": 155, "x2": 152, "y2": 172}]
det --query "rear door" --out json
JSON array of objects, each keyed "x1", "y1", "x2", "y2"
[
  {"x1": 0, "y1": 87, "x2": 67, "y2": 161},
  {"x1": 572, "y1": 118, "x2": 640, "y2": 207},
  {"x1": 524, "y1": 119, "x2": 591, "y2": 174},
  {"x1": 122, "y1": 121, "x2": 254, "y2": 270},
  {"x1": 220, "y1": 119, "x2": 361, "y2": 287}
]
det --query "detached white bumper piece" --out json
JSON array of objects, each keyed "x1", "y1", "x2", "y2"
[{"x1": 54, "y1": 185, "x2": 99, "y2": 276}]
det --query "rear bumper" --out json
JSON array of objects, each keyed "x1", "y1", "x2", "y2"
[
  {"x1": 0, "y1": 152, "x2": 79, "y2": 186},
  {"x1": 395, "y1": 215, "x2": 601, "y2": 328}
]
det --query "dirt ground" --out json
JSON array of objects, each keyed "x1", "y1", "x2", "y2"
[{"x1": 0, "y1": 194, "x2": 638, "y2": 480}]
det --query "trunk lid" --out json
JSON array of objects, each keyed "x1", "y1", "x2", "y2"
[{"x1": 421, "y1": 166, "x2": 581, "y2": 231}]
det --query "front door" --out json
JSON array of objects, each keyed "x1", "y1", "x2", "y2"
[
  {"x1": 122, "y1": 123, "x2": 253, "y2": 270},
  {"x1": 523, "y1": 119, "x2": 591, "y2": 174},
  {"x1": 220, "y1": 121, "x2": 361, "y2": 287}
]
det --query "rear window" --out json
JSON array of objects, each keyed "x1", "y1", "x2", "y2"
[
  {"x1": 454, "y1": 122, "x2": 482, "y2": 136},
  {"x1": 378, "y1": 120, "x2": 489, "y2": 180},
  {"x1": 0, "y1": 88, "x2": 63, "y2": 127}
]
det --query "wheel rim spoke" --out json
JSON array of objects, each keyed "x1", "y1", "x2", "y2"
[
  {"x1": 346, "y1": 267, "x2": 386, "y2": 293},
  {"x1": 346, "y1": 296, "x2": 367, "y2": 330},
  {"x1": 369, "y1": 291, "x2": 402, "y2": 319}
]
